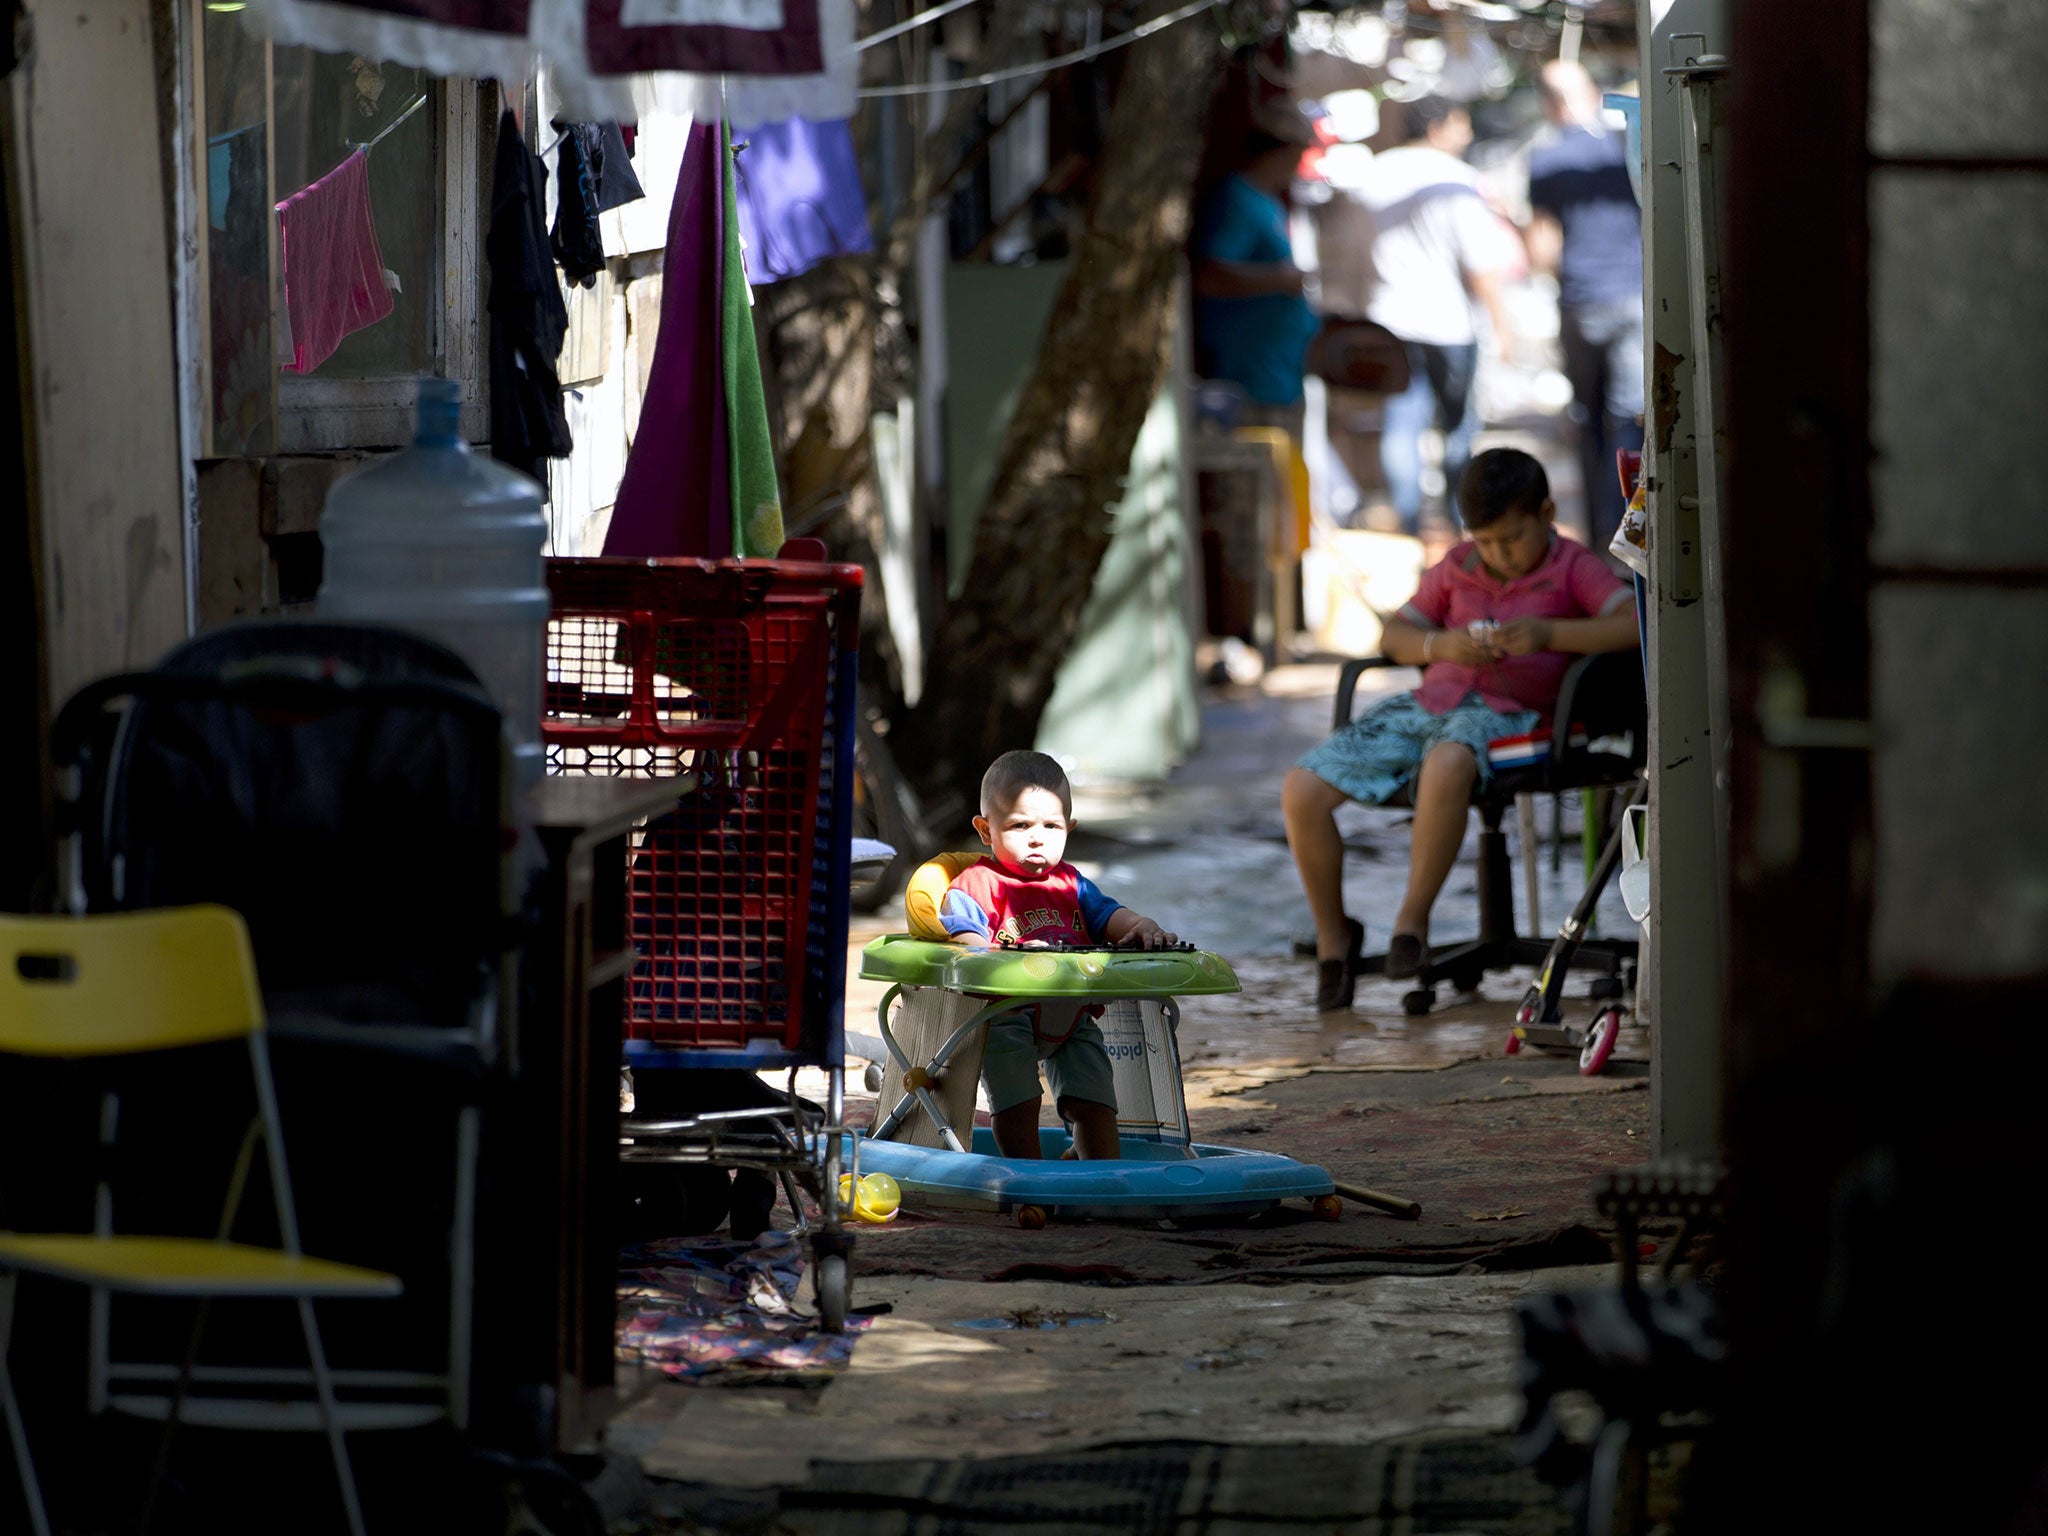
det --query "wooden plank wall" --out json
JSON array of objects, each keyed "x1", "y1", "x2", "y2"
[{"x1": 13, "y1": 0, "x2": 188, "y2": 705}]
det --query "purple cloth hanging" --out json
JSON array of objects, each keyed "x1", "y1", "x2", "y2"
[
  {"x1": 732, "y1": 115, "x2": 872, "y2": 285},
  {"x1": 603, "y1": 118, "x2": 731, "y2": 559}
]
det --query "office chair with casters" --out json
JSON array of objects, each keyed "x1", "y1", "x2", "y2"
[
  {"x1": 0, "y1": 906, "x2": 401, "y2": 1536},
  {"x1": 1329, "y1": 649, "x2": 1647, "y2": 1015}
]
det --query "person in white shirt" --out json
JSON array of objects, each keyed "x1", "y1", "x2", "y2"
[{"x1": 1349, "y1": 96, "x2": 1513, "y2": 535}]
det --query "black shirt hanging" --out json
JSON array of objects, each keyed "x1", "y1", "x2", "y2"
[
  {"x1": 551, "y1": 122, "x2": 645, "y2": 288},
  {"x1": 486, "y1": 110, "x2": 572, "y2": 489}
]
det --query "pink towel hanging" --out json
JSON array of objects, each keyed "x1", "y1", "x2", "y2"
[{"x1": 277, "y1": 149, "x2": 395, "y2": 375}]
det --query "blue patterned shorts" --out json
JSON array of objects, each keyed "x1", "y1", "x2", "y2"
[{"x1": 1297, "y1": 691, "x2": 1540, "y2": 806}]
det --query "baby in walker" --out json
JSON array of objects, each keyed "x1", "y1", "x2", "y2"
[{"x1": 939, "y1": 750, "x2": 1178, "y2": 1161}]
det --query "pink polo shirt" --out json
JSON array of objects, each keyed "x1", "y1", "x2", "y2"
[{"x1": 1397, "y1": 534, "x2": 1630, "y2": 723}]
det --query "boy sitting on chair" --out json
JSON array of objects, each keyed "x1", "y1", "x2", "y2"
[
  {"x1": 940, "y1": 750, "x2": 1178, "y2": 1161},
  {"x1": 1282, "y1": 447, "x2": 1639, "y2": 1013}
]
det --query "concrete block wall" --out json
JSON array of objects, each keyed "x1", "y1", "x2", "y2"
[{"x1": 1866, "y1": 0, "x2": 2048, "y2": 983}]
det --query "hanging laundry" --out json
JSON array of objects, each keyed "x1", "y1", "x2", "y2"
[
  {"x1": 605, "y1": 117, "x2": 784, "y2": 559},
  {"x1": 486, "y1": 111, "x2": 573, "y2": 488},
  {"x1": 584, "y1": 0, "x2": 822, "y2": 79},
  {"x1": 245, "y1": 0, "x2": 858, "y2": 125},
  {"x1": 732, "y1": 115, "x2": 871, "y2": 285},
  {"x1": 592, "y1": 122, "x2": 646, "y2": 212},
  {"x1": 603, "y1": 117, "x2": 730, "y2": 558},
  {"x1": 551, "y1": 125, "x2": 607, "y2": 287},
  {"x1": 276, "y1": 150, "x2": 395, "y2": 375},
  {"x1": 551, "y1": 121, "x2": 646, "y2": 288},
  {"x1": 720, "y1": 0, "x2": 858, "y2": 130},
  {"x1": 718, "y1": 118, "x2": 784, "y2": 555}
]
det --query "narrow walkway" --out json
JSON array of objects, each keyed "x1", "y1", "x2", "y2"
[{"x1": 607, "y1": 664, "x2": 1651, "y2": 1532}]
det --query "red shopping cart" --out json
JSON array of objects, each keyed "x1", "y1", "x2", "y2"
[{"x1": 543, "y1": 553, "x2": 862, "y2": 1328}]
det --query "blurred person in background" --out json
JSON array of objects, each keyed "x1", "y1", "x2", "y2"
[
  {"x1": 1193, "y1": 105, "x2": 1323, "y2": 433},
  {"x1": 1350, "y1": 95, "x2": 1514, "y2": 537},
  {"x1": 1526, "y1": 59, "x2": 1644, "y2": 555}
]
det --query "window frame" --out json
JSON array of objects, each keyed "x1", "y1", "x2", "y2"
[
  {"x1": 274, "y1": 83, "x2": 490, "y2": 452},
  {"x1": 183, "y1": 7, "x2": 493, "y2": 459}
]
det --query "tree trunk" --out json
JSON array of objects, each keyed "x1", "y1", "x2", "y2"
[
  {"x1": 755, "y1": 259, "x2": 905, "y2": 692},
  {"x1": 902, "y1": 1, "x2": 1224, "y2": 811}
]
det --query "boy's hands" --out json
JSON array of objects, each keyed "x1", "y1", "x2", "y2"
[
  {"x1": 1427, "y1": 628, "x2": 1495, "y2": 666},
  {"x1": 1485, "y1": 617, "x2": 1553, "y2": 657}
]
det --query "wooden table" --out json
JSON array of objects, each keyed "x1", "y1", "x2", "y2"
[{"x1": 489, "y1": 774, "x2": 695, "y2": 1453}]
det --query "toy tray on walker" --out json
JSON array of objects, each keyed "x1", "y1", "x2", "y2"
[{"x1": 854, "y1": 935, "x2": 1337, "y2": 1226}]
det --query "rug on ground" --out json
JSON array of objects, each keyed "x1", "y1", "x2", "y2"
[{"x1": 619, "y1": 1233, "x2": 871, "y2": 1378}]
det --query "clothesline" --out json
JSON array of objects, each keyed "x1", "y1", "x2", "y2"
[
  {"x1": 850, "y1": 0, "x2": 981, "y2": 54},
  {"x1": 346, "y1": 91, "x2": 430, "y2": 153},
  {"x1": 854, "y1": 0, "x2": 1225, "y2": 98},
  {"x1": 275, "y1": 90, "x2": 430, "y2": 211}
]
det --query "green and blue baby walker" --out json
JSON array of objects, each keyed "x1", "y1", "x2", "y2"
[{"x1": 845, "y1": 853, "x2": 1340, "y2": 1227}]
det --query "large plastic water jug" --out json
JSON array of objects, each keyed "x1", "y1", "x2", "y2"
[{"x1": 318, "y1": 377, "x2": 549, "y2": 787}]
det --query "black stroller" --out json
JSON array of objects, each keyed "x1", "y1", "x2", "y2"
[{"x1": 50, "y1": 619, "x2": 597, "y2": 1533}]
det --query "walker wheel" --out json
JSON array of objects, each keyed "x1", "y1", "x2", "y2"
[
  {"x1": 862, "y1": 1061, "x2": 885, "y2": 1094},
  {"x1": 814, "y1": 1252, "x2": 849, "y2": 1334},
  {"x1": 1579, "y1": 1008, "x2": 1622, "y2": 1076},
  {"x1": 1504, "y1": 1031, "x2": 1522, "y2": 1056},
  {"x1": 1016, "y1": 1205, "x2": 1048, "y2": 1231},
  {"x1": 1310, "y1": 1194, "x2": 1343, "y2": 1222},
  {"x1": 1401, "y1": 988, "x2": 1435, "y2": 1017}
]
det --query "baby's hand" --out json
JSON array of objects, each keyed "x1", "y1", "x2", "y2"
[
  {"x1": 1120, "y1": 921, "x2": 1179, "y2": 951},
  {"x1": 1490, "y1": 618, "x2": 1553, "y2": 656}
]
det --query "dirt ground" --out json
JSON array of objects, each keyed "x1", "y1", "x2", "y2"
[{"x1": 609, "y1": 1265, "x2": 1607, "y2": 1480}]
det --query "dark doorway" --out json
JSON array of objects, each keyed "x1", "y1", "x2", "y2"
[{"x1": 0, "y1": 113, "x2": 49, "y2": 913}]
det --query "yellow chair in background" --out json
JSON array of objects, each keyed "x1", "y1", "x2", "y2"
[
  {"x1": 0, "y1": 907, "x2": 400, "y2": 1536},
  {"x1": 1234, "y1": 424, "x2": 1313, "y2": 650}
]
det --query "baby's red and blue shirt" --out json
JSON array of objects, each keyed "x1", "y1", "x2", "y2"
[{"x1": 940, "y1": 857, "x2": 1124, "y2": 947}]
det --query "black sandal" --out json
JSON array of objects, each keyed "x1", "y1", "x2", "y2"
[
  {"x1": 1385, "y1": 931, "x2": 1429, "y2": 981},
  {"x1": 1316, "y1": 917, "x2": 1366, "y2": 1012}
]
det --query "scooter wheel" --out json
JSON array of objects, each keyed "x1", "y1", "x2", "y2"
[
  {"x1": 1504, "y1": 1031, "x2": 1522, "y2": 1056},
  {"x1": 1579, "y1": 1008, "x2": 1622, "y2": 1076},
  {"x1": 1016, "y1": 1205, "x2": 1048, "y2": 1230},
  {"x1": 1310, "y1": 1194, "x2": 1343, "y2": 1222}
]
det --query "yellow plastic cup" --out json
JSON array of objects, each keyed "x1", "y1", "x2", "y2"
[
  {"x1": 858, "y1": 1171, "x2": 901, "y2": 1218},
  {"x1": 837, "y1": 1171, "x2": 903, "y2": 1224}
]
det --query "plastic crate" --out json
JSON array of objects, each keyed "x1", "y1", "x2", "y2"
[{"x1": 543, "y1": 557, "x2": 862, "y2": 1059}]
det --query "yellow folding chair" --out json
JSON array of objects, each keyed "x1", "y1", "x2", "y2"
[{"x1": 0, "y1": 907, "x2": 401, "y2": 1536}]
